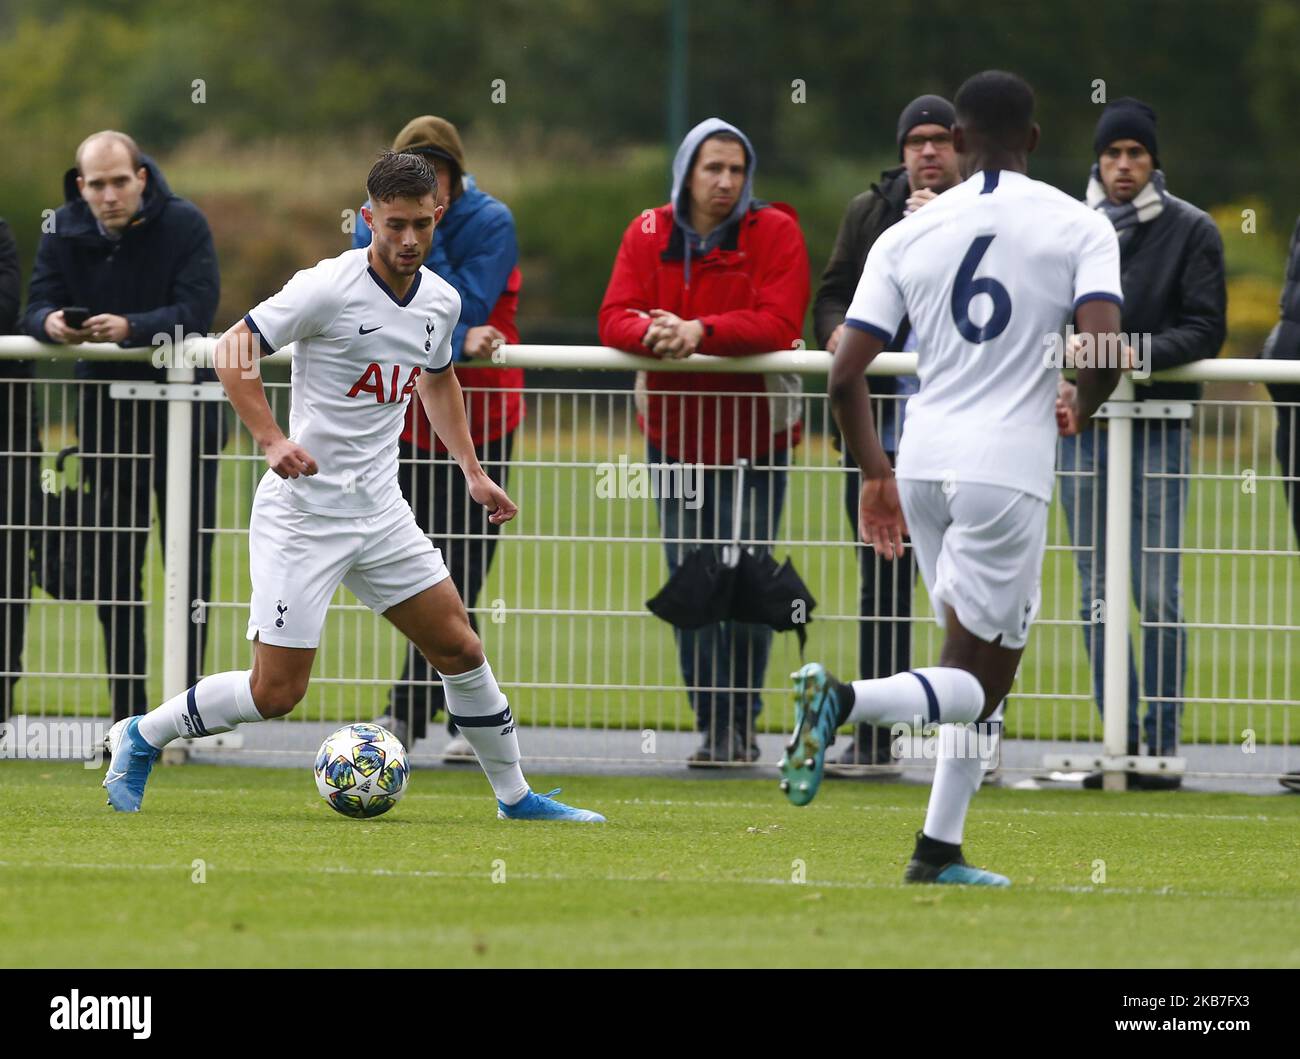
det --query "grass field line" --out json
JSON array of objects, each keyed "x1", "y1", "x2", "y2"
[
  {"x1": 48, "y1": 784, "x2": 1296, "y2": 822},
  {"x1": 0, "y1": 858, "x2": 1292, "y2": 904},
  {"x1": 603, "y1": 796, "x2": 1292, "y2": 824}
]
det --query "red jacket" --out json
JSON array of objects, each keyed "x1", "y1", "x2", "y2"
[
  {"x1": 597, "y1": 202, "x2": 809, "y2": 464},
  {"x1": 404, "y1": 266, "x2": 525, "y2": 452}
]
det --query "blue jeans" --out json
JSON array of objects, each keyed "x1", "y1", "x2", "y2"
[
  {"x1": 1058, "y1": 422, "x2": 1191, "y2": 754},
  {"x1": 649, "y1": 442, "x2": 789, "y2": 739}
]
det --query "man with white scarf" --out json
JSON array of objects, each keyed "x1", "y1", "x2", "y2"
[{"x1": 1057, "y1": 97, "x2": 1226, "y2": 789}]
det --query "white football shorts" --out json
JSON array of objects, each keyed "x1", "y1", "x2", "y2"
[
  {"x1": 897, "y1": 478, "x2": 1048, "y2": 650},
  {"x1": 246, "y1": 472, "x2": 449, "y2": 649}
]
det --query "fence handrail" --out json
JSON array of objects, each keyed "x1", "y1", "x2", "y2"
[{"x1": 2, "y1": 336, "x2": 1299, "y2": 383}]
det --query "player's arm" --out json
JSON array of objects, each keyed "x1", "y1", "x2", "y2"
[
  {"x1": 1057, "y1": 299, "x2": 1124, "y2": 436},
  {"x1": 828, "y1": 324, "x2": 907, "y2": 559},
  {"x1": 829, "y1": 324, "x2": 891, "y2": 477},
  {"x1": 414, "y1": 367, "x2": 517, "y2": 525},
  {"x1": 213, "y1": 318, "x2": 317, "y2": 478},
  {"x1": 1058, "y1": 216, "x2": 1126, "y2": 435}
]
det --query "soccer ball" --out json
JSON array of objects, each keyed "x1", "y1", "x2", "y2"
[{"x1": 314, "y1": 723, "x2": 410, "y2": 818}]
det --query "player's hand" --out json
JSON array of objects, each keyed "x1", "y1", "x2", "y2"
[
  {"x1": 1056, "y1": 378, "x2": 1082, "y2": 437},
  {"x1": 463, "y1": 325, "x2": 505, "y2": 360},
  {"x1": 825, "y1": 323, "x2": 844, "y2": 355},
  {"x1": 43, "y1": 310, "x2": 92, "y2": 345},
  {"x1": 859, "y1": 477, "x2": 907, "y2": 559},
  {"x1": 83, "y1": 313, "x2": 131, "y2": 343},
  {"x1": 265, "y1": 438, "x2": 318, "y2": 479},
  {"x1": 468, "y1": 472, "x2": 518, "y2": 525}
]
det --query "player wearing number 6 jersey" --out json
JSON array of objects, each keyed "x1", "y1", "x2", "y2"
[
  {"x1": 102, "y1": 151, "x2": 602, "y2": 823},
  {"x1": 779, "y1": 71, "x2": 1123, "y2": 884}
]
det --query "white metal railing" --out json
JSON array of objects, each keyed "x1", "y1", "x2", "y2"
[{"x1": 1, "y1": 336, "x2": 1297, "y2": 786}]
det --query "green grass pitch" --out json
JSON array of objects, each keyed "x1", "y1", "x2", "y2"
[{"x1": 3, "y1": 761, "x2": 1298, "y2": 968}]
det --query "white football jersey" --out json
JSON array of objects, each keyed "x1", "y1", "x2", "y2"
[
  {"x1": 245, "y1": 247, "x2": 459, "y2": 516},
  {"x1": 845, "y1": 169, "x2": 1122, "y2": 502}
]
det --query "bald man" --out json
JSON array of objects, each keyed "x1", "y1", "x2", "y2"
[{"x1": 24, "y1": 130, "x2": 223, "y2": 720}]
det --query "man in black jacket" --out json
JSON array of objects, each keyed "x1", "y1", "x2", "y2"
[
  {"x1": 813, "y1": 95, "x2": 959, "y2": 775},
  {"x1": 1057, "y1": 99, "x2": 1226, "y2": 785},
  {"x1": 22, "y1": 131, "x2": 225, "y2": 720},
  {"x1": 1260, "y1": 218, "x2": 1300, "y2": 793},
  {"x1": 0, "y1": 218, "x2": 40, "y2": 722}
]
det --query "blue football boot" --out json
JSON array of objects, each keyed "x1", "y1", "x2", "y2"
[
  {"x1": 102, "y1": 717, "x2": 160, "y2": 813},
  {"x1": 904, "y1": 853, "x2": 1011, "y2": 887},
  {"x1": 779, "y1": 662, "x2": 843, "y2": 806},
  {"x1": 497, "y1": 788, "x2": 605, "y2": 823}
]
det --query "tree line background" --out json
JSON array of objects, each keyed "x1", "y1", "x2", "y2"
[{"x1": 2, "y1": 0, "x2": 1296, "y2": 354}]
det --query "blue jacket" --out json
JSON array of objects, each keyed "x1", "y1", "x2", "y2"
[
  {"x1": 352, "y1": 175, "x2": 517, "y2": 362},
  {"x1": 23, "y1": 156, "x2": 219, "y2": 380}
]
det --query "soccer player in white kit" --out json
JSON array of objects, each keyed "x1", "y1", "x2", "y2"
[
  {"x1": 779, "y1": 71, "x2": 1124, "y2": 884},
  {"x1": 103, "y1": 151, "x2": 603, "y2": 822}
]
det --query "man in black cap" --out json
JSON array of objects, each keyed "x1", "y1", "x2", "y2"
[
  {"x1": 1056, "y1": 97, "x2": 1226, "y2": 788},
  {"x1": 813, "y1": 94, "x2": 961, "y2": 778}
]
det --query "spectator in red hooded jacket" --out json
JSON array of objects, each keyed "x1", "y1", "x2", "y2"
[
  {"x1": 598, "y1": 117, "x2": 810, "y2": 764},
  {"x1": 354, "y1": 116, "x2": 523, "y2": 760}
]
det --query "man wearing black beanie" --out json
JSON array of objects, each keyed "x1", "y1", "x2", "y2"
[
  {"x1": 1057, "y1": 96, "x2": 1226, "y2": 789},
  {"x1": 814, "y1": 94, "x2": 961, "y2": 780}
]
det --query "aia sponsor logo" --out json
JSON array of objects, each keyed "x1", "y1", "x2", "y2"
[{"x1": 347, "y1": 363, "x2": 422, "y2": 403}]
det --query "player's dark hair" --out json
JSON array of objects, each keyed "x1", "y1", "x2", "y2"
[
  {"x1": 954, "y1": 70, "x2": 1035, "y2": 149},
  {"x1": 366, "y1": 149, "x2": 438, "y2": 204}
]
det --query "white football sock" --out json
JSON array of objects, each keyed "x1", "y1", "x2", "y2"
[
  {"x1": 846, "y1": 667, "x2": 986, "y2": 729},
  {"x1": 440, "y1": 660, "x2": 529, "y2": 805},
  {"x1": 922, "y1": 722, "x2": 986, "y2": 845},
  {"x1": 137, "y1": 670, "x2": 263, "y2": 749}
]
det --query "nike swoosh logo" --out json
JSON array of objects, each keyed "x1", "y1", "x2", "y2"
[
  {"x1": 105, "y1": 768, "x2": 126, "y2": 783},
  {"x1": 359, "y1": 325, "x2": 383, "y2": 335}
]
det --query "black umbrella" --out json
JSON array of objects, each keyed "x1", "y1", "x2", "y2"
[
  {"x1": 646, "y1": 460, "x2": 818, "y2": 648},
  {"x1": 647, "y1": 546, "x2": 818, "y2": 647}
]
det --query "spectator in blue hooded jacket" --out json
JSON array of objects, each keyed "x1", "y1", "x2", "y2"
[{"x1": 22, "y1": 130, "x2": 225, "y2": 720}]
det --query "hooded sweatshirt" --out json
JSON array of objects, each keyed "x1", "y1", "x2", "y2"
[
  {"x1": 670, "y1": 117, "x2": 756, "y2": 287},
  {"x1": 23, "y1": 156, "x2": 219, "y2": 381},
  {"x1": 598, "y1": 118, "x2": 810, "y2": 465}
]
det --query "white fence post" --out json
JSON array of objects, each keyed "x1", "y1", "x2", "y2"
[
  {"x1": 162, "y1": 361, "x2": 194, "y2": 740},
  {"x1": 1101, "y1": 374, "x2": 1135, "y2": 790}
]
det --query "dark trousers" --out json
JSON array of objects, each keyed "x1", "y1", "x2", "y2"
[
  {"x1": 842, "y1": 448, "x2": 913, "y2": 760},
  {"x1": 1059, "y1": 422, "x2": 1190, "y2": 755},
  {"x1": 650, "y1": 442, "x2": 790, "y2": 742},
  {"x1": 78, "y1": 384, "x2": 226, "y2": 720},
  {"x1": 0, "y1": 374, "x2": 39, "y2": 722},
  {"x1": 389, "y1": 430, "x2": 515, "y2": 739},
  {"x1": 1269, "y1": 383, "x2": 1300, "y2": 549}
]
